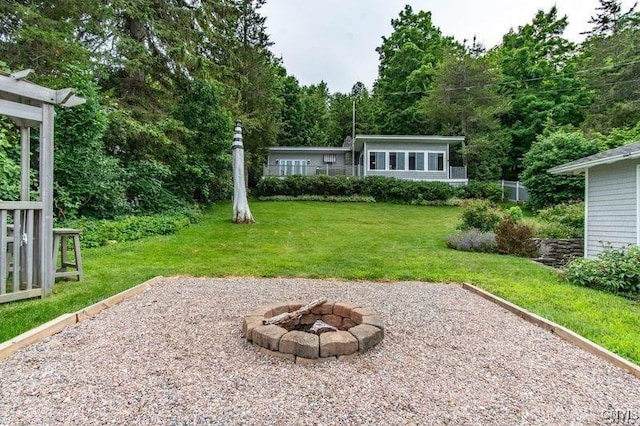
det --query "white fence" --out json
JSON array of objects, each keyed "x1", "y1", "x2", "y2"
[{"x1": 500, "y1": 180, "x2": 529, "y2": 202}]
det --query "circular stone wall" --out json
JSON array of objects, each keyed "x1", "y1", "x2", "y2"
[{"x1": 242, "y1": 301, "x2": 384, "y2": 364}]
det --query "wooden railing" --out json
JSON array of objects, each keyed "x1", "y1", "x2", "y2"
[
  {"x1": 0, "y1": 201, "x2": 44, "y2": 303},
  {"x1": 263, "y1": 165, "x2": 357, "y2": 177}
]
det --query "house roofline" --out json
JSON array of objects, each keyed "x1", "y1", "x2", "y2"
[
  {"x1": 353, "y1": 135, "x2": 464, "y2": 151},
  {"x1": 267, "y1": 146, "x2": 351, "y2": 153},
  {"x1": 549, "y1": 150, "x2": 640, "y2": 175}
]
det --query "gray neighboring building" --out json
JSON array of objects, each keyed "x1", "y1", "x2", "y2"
[
  {"x1": 264, "y1": 135, "x2": 467, "y2": 184},
  {"x1": 549, "y1": 141, "x2": 640, "y2": 258}
]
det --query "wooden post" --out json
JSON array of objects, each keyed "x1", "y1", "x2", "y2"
[{"x1": 40, "y1": 104, "x2": 54, "y2": 296}]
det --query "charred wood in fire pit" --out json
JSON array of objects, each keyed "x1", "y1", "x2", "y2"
[
  {"x1": 263, "y1": 298, "x2": 327, "y2": 325},
  {"x1": 309, "y1": 320, "x2": 338, "y2": 334}
]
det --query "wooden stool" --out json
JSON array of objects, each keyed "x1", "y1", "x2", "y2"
[{"x1": 53, "y1": 228, "x2": 83, "y2": 281}]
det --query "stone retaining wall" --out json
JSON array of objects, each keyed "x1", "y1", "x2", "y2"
[{"x1": 531, "y1": 238, "x2": 584, "y2": 268}]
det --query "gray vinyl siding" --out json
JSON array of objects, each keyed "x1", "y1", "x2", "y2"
[
  {"x1": 586, "y1": 159, "x2": 638, "y2": 258},
  {"x1": 365, "y1": 142, "x2": 449, "y2": 180},
  {"x1": 267, "y1": 152, "x2": 347, "y2": 167}
]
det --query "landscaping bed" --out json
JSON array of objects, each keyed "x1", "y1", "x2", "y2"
[{"x1": 1, "y1": 277, "x2": 639, "y2": 425}]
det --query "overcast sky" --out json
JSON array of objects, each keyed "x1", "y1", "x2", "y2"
[{"x1": 261, "y1": 0, "x2": 637, "y2": 94}]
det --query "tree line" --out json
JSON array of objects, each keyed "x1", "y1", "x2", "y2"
[{"x1": 1, "y1": 0, "x2": 639, "y2": 219}]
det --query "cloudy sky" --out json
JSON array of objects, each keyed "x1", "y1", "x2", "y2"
[{"x1": 261, "y1": 0, "x2": 637, "y2": 94}]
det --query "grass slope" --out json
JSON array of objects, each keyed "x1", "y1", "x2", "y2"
[{"x1": 1, "y1": 201, "x2": 639, "y2": 364}]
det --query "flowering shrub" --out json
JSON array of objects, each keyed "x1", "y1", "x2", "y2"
[
  {"x1": 564, "y1": 245, "x2": 640, "y2": 297},
  {"x1": 446, "y1": 229, "x2": 497, "y2": 253}
]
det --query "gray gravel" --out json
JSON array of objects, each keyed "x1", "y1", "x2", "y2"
[{"x1": 1, "y1": 277, "x2": 639, "y2": 425}]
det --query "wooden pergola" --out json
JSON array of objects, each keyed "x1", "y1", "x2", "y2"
[{"x1": 0, "y1": 69, "x2": 84, "y2": 303}]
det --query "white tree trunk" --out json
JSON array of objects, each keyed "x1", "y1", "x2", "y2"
[{"x1": 232, "y1": 120, "x2": 254, "y2": 224}]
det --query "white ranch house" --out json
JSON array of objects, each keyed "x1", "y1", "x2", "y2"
[
  {"x1": 549, "y1": 141, "x2": 640, "y2": 258},
  {"x1": 264, "y1": 135, "x2": 468, "y2": 184}
]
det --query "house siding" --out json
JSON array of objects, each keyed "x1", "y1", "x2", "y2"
[
  {"x1": 365, "y1": 141, "x2": 449, "y2": 180},
  {"x1": 267, "y1": 152, "x2": 348, "y2": 167},
  {"x1": 586, "y1": 159, "x2": 638, "y2": 257}
]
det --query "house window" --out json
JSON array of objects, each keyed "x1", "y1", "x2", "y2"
[
  {"x1": 408, "y1": 152, "x2": 425, "y2": 171},
  {"x1": 389, "y1": 152, "x2": 405, "y2": 170},
  {"x1": 279, "y1": 159, "x2": 308, "y2": 176},
  {"x1": 323, "y1": 154, "x2": 336, "y2": 164},
  {"x1": 369, "y1": 152, "x2": 385, "y2": 170},
  {"x1": 428, "y1": 152, "x2": 444, "y2": 171}
]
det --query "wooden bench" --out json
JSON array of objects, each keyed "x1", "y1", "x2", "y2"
[{"x1": 53, "y1": 228, "x2": 83, "y2": 281}]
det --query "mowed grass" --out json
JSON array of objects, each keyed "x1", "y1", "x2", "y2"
[{"x1": 1, "y1": 201, "x2": 639, "y2": 364}]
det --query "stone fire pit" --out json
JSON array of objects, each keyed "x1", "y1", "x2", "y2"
[{"x1": 242, "y1": 300, "x2": 384, "y2": 364}]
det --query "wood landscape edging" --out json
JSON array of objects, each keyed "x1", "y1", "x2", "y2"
[
  {"x1": 0, "y1": 276, "x2": 165, "y2": 361},
  {"x1": 2, "y1": 277, "x2": 639, "y2": 381},
  {"x1": 462, "y1": 283, "x2": 640, "y2": 379}
]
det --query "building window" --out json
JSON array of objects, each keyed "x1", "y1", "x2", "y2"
[
  {"x1": 389, "y1": 152, "x2": 405, "y2": 170},
  {"x1": 428, "y1": 152, "x2": 444, "y2": 171},
  {"x1": 279, "y1": 159, "x2": 309, "y2": 176},
  {"x1": 369, "y1": 152, "x2": 385, "y2": 170},
  {"x1": 408, "y1": 152, "x2": 425, "y2": 171}
]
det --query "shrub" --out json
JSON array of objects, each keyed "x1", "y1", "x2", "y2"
[
  {"x1": 60, "y1": 208, "x2": 200, "y2": 248},
  {"x1": 458, "y1": 200, "x2": 504, "y2": 232},
  {"x1": 564, "y1": 245, "x2": 640, "y2": 297},
  {"x1": 258, "y1": 195, "x2": 375, "y2": 203},
  {"x1": 495, "y1": 219, "x2": 539, "y2": 257},
  {"x1": 536, "y1": 203, "x2": 584, "y2": 238},
  {"x1": 507, "y1": 206, "x2": 523, "y2": 222},
  {"x1": 521, "y1": 130, "x2": 600, "y2": 210},
  {"x1": 457, "y1": 181, "x2": 505, "y2": 203},
  {"x1": 446, "y1": 229, "x2": 497, "y2": 253},
  {"x1": 254, "y1": 175, "x2": 454, "y2": 204}
]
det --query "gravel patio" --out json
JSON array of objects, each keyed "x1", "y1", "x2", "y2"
[{"x1": 1, "y1": 277, "x2": 639, "y2": 425}]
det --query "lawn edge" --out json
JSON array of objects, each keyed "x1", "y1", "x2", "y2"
[
  {"x1": 0, "y1": 276, "x2": 165, "y2": 361},
  {"x1": 462, "y1": 283, "x2": 640, "y2": 379}
]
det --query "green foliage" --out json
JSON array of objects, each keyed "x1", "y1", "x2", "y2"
[
  {"x1": 458, "y1": 199, "x2": 505, "y2": 232},
  {"x1": 495, "y1": 218, "x2": 539, "y2": 257},
  {"x1": 254, "y1": 176, "x2": 455, "y2": 204},
  {"x1": 52, "y1": 67, "x2": 128, "y2": 220},
  {"x1": 0, "y1": 120, "x2": 21, "y2": 200},
  {"x1": 497, "y1": 7, "x2": 594, "y2": 178},
  {"x1": 374, "y1": 5, "x2": 461, "y2": 134},
  {"x1": 536, "y1": 202, "x2": 584, "y2": 238},
  {"x1": 60, "y1": 208, "x2": 201, "y2": 248},
  {"x1": 564, "y1": 245, "x2": 640, "y2": 297},
  {"x1": 258, "y1": 195, "x2": 376, "y2": 203},
  {"x1": 456, "y1": 181, "x2": 505, "y2": 203},
  {"x1": 171, "y1": 79, "x2": 233, "y2": 203},
  {"x1": 521, "y1": 130, "x2": 600, "y2": 210},
  {"x1": 579, "y1": 3, "x2": 640, "y2": 132},
  {"x1": 507, "y1": 206, "x2": 524, "y2": 222},
  {"x1": 446, "y1": 229, "x2": 497, "y2": 253}
]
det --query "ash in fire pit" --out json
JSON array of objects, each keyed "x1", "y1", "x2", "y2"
[{"x1": 242, "y1": 298, "x2": 384, "y2": 364}]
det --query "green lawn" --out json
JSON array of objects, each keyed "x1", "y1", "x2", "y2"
[{"x1": 2, "y1": 201, "x2": 639, "y2": 364}]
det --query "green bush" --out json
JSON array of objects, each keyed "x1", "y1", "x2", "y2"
[
  {"x1": 521, "y1": 130, "x2": 600, "y2": 210},
  {"x1": 456, "y1": 181, "x2": 505, "y2": 203},
  {"x1": 458, "y1": 200, "x2": 504, "y2": 232},
  {"x1": 254, "y1": 176, "x2": 455, "y2": 204},
  {"x1": 564, "y1": 245, "x2": 640, "y2": 297},
  {"x1": 258, "y1": 195, "x2": 375, "y2": 203},
  {"x1": 446, "y1": 229, "x2": 497, "y2": 253},
  {"x1": 536, "y1": 203, "x2": 584, "y2": 238},
  {"x1": 60, "y1": 208, "x2": 200, "y2": 248},
  {"x1": 495, "y1": 219, "x2": 539, "y2": 257},
  {"x1": 507, "y1": 206, "x2": 523, "y2": 222}
]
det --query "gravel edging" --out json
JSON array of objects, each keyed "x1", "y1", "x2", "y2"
[{"x1": 1, "y1": 277, "x2": 639, "y2": 425}]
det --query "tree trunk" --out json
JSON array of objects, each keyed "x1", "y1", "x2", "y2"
[{"x1": 232, "y1": 120, "x2": 255, "y2": 224}]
